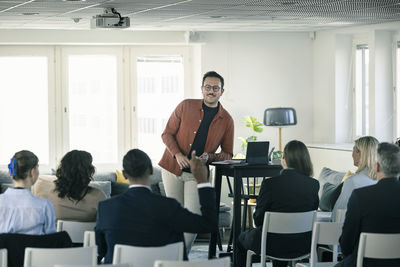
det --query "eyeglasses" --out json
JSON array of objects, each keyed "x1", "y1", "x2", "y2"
[{"x1": 203, "y1": 84, "x2": 221, "y2": 92}]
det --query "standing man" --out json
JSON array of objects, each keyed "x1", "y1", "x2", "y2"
[
  {"x1": 159, "y1": 71, "x2": 234, "y2": 252},
  {"x1": 338, "y1": 142, "x2": 400, "y2": 267}
]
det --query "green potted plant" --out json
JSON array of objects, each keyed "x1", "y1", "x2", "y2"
[{"x1": 234, "y1": 115, "x2": 264, "y2": 159}]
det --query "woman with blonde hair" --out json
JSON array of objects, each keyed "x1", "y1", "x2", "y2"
[{"x1": 330, "y1": 136, "x2": 379, "y2": 218}]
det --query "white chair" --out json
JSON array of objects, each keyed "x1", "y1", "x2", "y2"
[
  {"x1": 0, "y1": 248, "x2": 7, "y2": 267},
  {"x1": 83, "y1": 231, "x2": 96, "y2": 247},
  {"x1": 112, "y1": 242, "x2": 184, "y2": 267},
  {"x1": 356, "y1": 232, "x2": 400, "y2": 267},
  {"x1": 335, "y1": 209, "x2": 346, "y2": 223},
  {"x1": 23, "y1": 246, "x2": 97, "y2": 267},
  {"x1": 57, "y1": 220, "x2": 96, "y2": 243},
  {"x1": 154, "y1": 257, "x2": 230, "y2": 267},
  {"x1": 246, "y1": 211, "x2": 317, "y2": 267},
  {"x1": 315, "y1": 211, "x2": 332, "y2": 222},
  {"x1": 296, "y1": 222, "x2": 343, "y2": 267}
]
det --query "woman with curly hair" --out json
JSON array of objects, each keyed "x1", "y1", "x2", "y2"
[
  {"x1": 0, "y1": 150, "x2": 56, "y2": 234},
  {"x1": 35, "y1": 150, "x2": 106, "y2": 222}
]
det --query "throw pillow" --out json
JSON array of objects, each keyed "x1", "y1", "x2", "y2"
[
  {"x1": 93, "y1": 172, "x2": 117, "y2": 182},
  {"x1": 89, "y1": 181, "x2": 111, "y2": 198},
  {"x1": 317, "y1": 167, "x2": 345, "y2": 197},
  {"x1": 116, "y1": 170, "x2": 129, "y2": 184}
]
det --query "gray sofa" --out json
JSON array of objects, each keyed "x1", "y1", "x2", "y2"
[{"x1": 0, "y1": 167, "x2": 231, "y2": 229}]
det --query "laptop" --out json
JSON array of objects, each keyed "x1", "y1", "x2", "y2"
[{"x1": 245, "y1": 141, "x2": 270, "y2": 164}]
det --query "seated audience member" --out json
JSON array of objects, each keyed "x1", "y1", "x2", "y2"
[
  {"x1": 35, "y1": 150, "x2": 106, "y2": 222},
  {"x1": 320, "y1": 136, "x2": 378, "y2": 218},
  {"x1": 95, "y1": 149, "x2": 217, "y2": 263},
  {"x1": 238, "y1": 140, "x2": 319, "y2": 267},
  {"x1": 0, "y1": 150, "x2": 56, "y2": 234},
  {"x1": 338, "y1": 142, "x2": 400, "y2": 267}
]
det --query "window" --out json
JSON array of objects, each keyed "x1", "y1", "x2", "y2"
[
  {"x1": 66, "y1": 54, "x2": 119, "y2": 164},
  {"x1": 397, "y1": 43, "x2": 400, "y2": 137},
  {"x1": 0, "y1": 56, "x2": 50, "y2": 165},
  {"x1": 354, "y1": 44, "x2": 369, "y2": 136},
  {"x1": 136, "y1": 56, "x2": 184, "y2": 162},
  {"x1": 0, "y1": 45, "x2": 192, "y2": 170}
]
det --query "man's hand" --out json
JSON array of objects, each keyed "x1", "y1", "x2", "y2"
[
  {"x1": 189, "y1": 150, "x2": 208, "y2": 184},
  {"x1": 175, "y1": 152, "x2": 190, "y2": 169},
  {"x1": 199, "y1": 152, "x2": 209, "y2": 163}
]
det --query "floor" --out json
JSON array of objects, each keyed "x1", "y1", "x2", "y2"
[{"x1": 189, "y1": 230, "x2": 231, "y2": 261}]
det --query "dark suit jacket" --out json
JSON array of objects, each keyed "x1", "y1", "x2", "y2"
[
  {"x1": 95, "y1": 186, "x2": 217, "y2": 263},
  {"x1": 241, "y1": 169, "x2": 319, "y2": 258},
  {"x1": 339, "y1": 177, "x2": 400, "y2": 267}
]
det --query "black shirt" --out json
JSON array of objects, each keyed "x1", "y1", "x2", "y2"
[{"x1": 182, "y1": 102, "x2": 219, "y2": 172}]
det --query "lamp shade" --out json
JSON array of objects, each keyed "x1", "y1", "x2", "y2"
[{"x1": 263, "y1": 107, "x2": 297, "y2": 126}]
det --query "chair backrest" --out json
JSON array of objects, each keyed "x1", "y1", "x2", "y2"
[
  {"x1": 261, "y1": 211, "x2": 317, "y2": 265},
  {"x1": 356, "y1": 232, "x2": 400, "y2": 267},
  {"x1": 56, "y1": 220, "x2": 96, "y2": 243},
  {"x1": 83, "y1": 231, "x2": 95, "y2": 247},
  {"x1": 154, "y1": 257, "x2": 230, "y2": 267},
  {"x1": 112, "y1": 242, "x2": 183, "y2": 267},
  {"x1": 309, "y1": 222, "x2": 343, "y2": 267},
  {"x1": 335, "y1": 209, "x2": 347, "y2": 223},
  {"x1": 0, "y1": 248, "x2": 7, "y2": 267},
  {"x1": 23, "y1": 246, "x2": 97, "y2": 267}
]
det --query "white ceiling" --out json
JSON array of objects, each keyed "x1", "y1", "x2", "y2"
[{"x1": 0, "y1": 0, "x2": 400, "y2": 31}]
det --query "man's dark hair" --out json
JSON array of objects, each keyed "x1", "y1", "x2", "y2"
[
  {"x1": 123, "y1": 149, "x2": 153, "y2": 179},
  {"x1": 377, "y1": 142, "x2": 400, "y2": 177},
  {"x1": 202, "y1": 71, "x2": 224, "y2": 89},
  {"x1": 55, "y1": 150, "x2": 95, "y2": 202}
]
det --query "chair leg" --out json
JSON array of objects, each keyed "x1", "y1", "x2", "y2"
[
  {"x1": 217, "y1": 229, "x2": 223, "y2": 251},
  {"x1": 246, "y1": 250, "x2": 256, "y2": 267},
  {"x1": 227, "y1": 220, "x2": 234, "y2": 252},
  {"x1": 242, "y1": 199, "x2": 248, "y2": 232}
]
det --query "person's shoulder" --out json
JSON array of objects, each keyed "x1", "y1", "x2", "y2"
[
  {"x1": 98, "y1": 192, "x2": 122, "y2": 207},
  {"x1": 181, "y1": 99, "x2": 201, "y2": 106},
  {"x1": 33, "y1": 194, "x2": 54, "y2": 207},
  {"x1": 353, "y1": 182, "x2": 377, "y2": 195},
  {"x1": 87, "y1": 187, "x2": 107, "y2": 200},
  {"x1": 219, "y1": 104, "x2": 233, "y2": 120}
]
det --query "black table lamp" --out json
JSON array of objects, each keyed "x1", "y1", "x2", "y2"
[{"x1": 263, "y1": 107, "x2": 297, "y2": 151}]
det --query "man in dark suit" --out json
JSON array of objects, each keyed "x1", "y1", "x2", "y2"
[
  {"x1": 95, "y1": 150, "x2": 217, "y2": 263},
  {"x1": 339, "y1": 142, "x2": 400, "y2": 267}
]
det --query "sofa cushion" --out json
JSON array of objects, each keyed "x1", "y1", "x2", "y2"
[
  {"x1": 32, "y1": 175, "x2": 111, "y2": 198},
  {"x1": 93, "y1": 172, "x2": 116, "y2": 183},
  {"x1": 0, "y1": 170, "x2": 13, "y2": 184},
  {"x1": 317, "y1": 167, "x2": 345, "y2": 197}
]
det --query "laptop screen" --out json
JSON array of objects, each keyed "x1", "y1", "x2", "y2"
[{"x1": 246, "y1": 141, "x2": 270, "y2": 164}]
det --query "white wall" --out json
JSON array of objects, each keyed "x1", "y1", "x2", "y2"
[{"x1": 198, "y1": 32, "x2": 314, "y2": 154}]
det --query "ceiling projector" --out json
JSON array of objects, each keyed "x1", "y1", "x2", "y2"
[{"x1": 91, "y1": 8, "x2": 130, "y2": 29}]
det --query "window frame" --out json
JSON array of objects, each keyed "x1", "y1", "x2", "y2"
[
  {"x1": 0, "y1": 46, "x2": 56, "y2": 172},
  {"x1": 129, "y1": 46, "x2": 193, "y2": 152},
  {"x1": 353, "y1": 43, "x2": 369, "y2": 138},
  {"x1": 60, "y1": 46, "x2": 125, "y2": 171}
]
